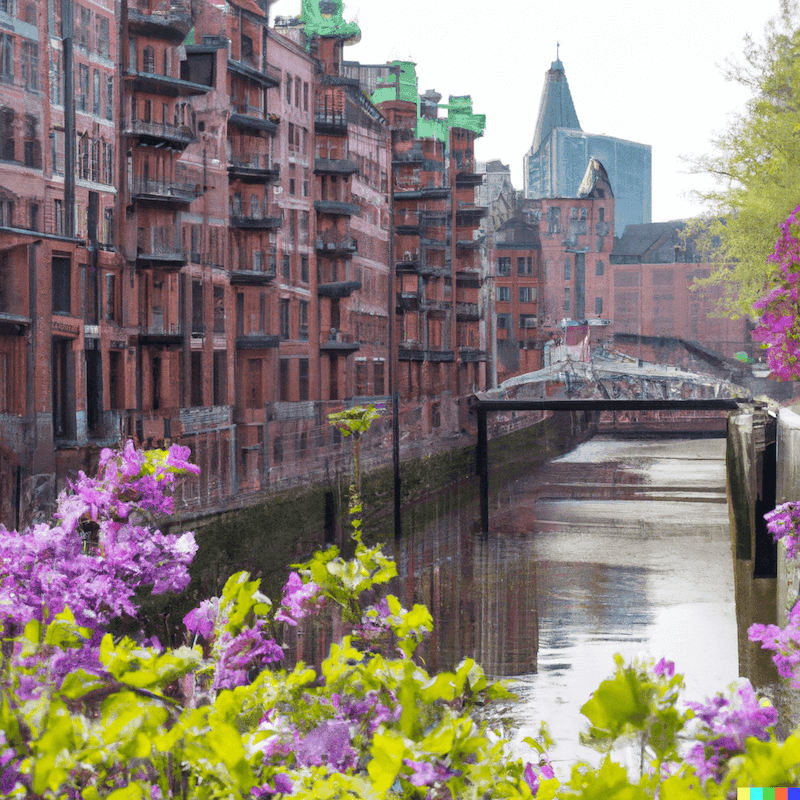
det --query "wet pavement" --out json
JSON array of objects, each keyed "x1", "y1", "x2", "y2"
[{"x1": 393, "y1": 435, "x2": 738, "y2": 769}]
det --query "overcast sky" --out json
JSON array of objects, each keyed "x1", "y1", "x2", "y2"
[{"x1": 269, "y1": 0, "x2": 781, "y2": 223}]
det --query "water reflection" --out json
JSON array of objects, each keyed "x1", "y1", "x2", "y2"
[{"x1": 391, "y1": 436, "x2": 740, "y2": 767}]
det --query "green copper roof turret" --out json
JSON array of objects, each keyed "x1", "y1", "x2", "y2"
[{"x1": 301, "y1": 0, "x2": 361, "y2": 43}]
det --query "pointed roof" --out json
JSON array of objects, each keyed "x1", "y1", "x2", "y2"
[
  {"x1": 577, "y1": 157, "x2": 614, "y2": 199},
  {"x1": 529, "y1": 59, "x2": 581, "y2": 154}
]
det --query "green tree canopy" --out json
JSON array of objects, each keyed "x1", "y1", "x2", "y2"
[{"x1": 689, "y1": 0, "x2": 800, "y2": 314}]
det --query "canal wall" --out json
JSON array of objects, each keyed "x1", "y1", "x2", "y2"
[
  {"x1": 137, "y1": 410, "x2": 591, "y2": 643},
  {"x1": 775, "y1": 405, "x2": 800, "y2": 626}
]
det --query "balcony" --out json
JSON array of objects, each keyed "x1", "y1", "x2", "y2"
[
  {"x1": 456, "y1": 239, "x2": 481, "y2": 250},
  {"x1": 391, "y1": 146, "x2": 424, "y2": 165},
  {"x1": 314, "y1": 200, "x2": 359, "y2": 217},
  {"x1": 314, "y1": 158, "x2": 358, "y2": 175},
  {"x1": 314, "y1": 112, "x2": 347, "y2": 136},
  {"x1": 397, "y1": 291, "x2": 419, "y2": 311},
  {"x1": 459, "y1": 347, "x2": 487, "y2": 362},
  {"x1": 455, "y1": 171, "x2": 484, "y2": 188},
  {"x1": 230, "y1": 213, "x2": 282, "y2": 230},
  {"x1": 420, "y1": 298, "x2": 451, "y2": 314},
  {"x1": 136, "y1": 250, "x2": 185, "y2": 270},
  {"x1": 317, "y1": 280, "x2": 361, "y2": 298},
  {"x1": 314, "y1": 236, "x2": 357, "y2": 256},
  {"x1": 456, "y1": 301, "x2": 480, "y2": 321},
  {"x1": 123, "y1": 119, "x2": 195, "y2": 147},
  {"x1": 393, "y1": 187, "x2": 449, "y2": 200},
  {"x1": 138, "y1": 324, "x2": 183, "y2": 346},
  {"x1": 395, "y1": 212, "x2": 420, "y2": 236},
  {"x1": 127, "y1": 3, "x2": 192, "y2": 41},
  {"x1": 131, "y1": 178, "x2": 200, "y2": 206},
  {"x1": 228, "y1": 58, "x2": 281, "y2": 89},
  {"x1": 127, "y1": 70, "x2": 211, "y2": 97},
  {"x1": 455, "y1": 204, "x2": 487, "y2": 227},
  {"x1": 398, "y1": 343, "x2": 454, "y2": 362},
  {"x1": 228, "y1": 155, "x2": 280, "y2": 183},
  {"x1": 229, "y1": 105, "x2": 279, "y2": 134},
  {"x1": 320, "y1": 330, "x2": 360, "y2": 352},
  {"x1": 236, "y1": 334, "x2": 280, "y2": 349},
  {"x1": 230, "y1": 265, "x2": 277, "y2": 285},
  {"x1": 0, "y1": 311, "x2": 31, "y2": 335},
  {"x1": 456, "y1": 269, "x2": 482, "y2": 288}
]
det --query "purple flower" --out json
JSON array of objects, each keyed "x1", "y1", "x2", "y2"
[
  {"x1": 184, "y1": 598, "x2": 220, "y2": 639},
  {"x1": 654, "y1": 657, "x2": 675, "y2": 678},
  {"x1": 275, "y1": 572, "x2": 323, "y2": 626},
  {"x1": 294, "y1": 720, "x2": 355, "y2": 770}
]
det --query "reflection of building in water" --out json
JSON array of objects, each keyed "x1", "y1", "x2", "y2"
[{"x1": 394, "y1": 494, "x2": 540, "y2": 677}]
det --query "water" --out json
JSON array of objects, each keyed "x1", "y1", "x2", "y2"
[{"x1": 392, "y1": 435, "x2": 739, "y2": 770}]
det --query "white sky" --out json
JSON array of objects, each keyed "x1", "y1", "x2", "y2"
[{"x1": 268, "y1": 0, "x2": 780, "y2": 223}]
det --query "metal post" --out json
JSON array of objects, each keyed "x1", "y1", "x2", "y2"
[{"x1": 477, "y1": 406, "x2": 488, "y2": 534}]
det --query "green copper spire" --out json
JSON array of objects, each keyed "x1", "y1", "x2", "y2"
[
  {"x1": 371, "y1": 61, "x2": 486, "y2": 146},
  {"x1": 300, "y1": 0, "x2": 361, "y2": 43}
]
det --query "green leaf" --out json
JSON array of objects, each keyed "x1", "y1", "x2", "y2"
[{"x1": 368, "y1": 729, "x2": 407, "y2": 795}]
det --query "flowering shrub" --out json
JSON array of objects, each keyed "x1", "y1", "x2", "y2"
[
  {"x1": 751, "y1": 203, "x2": 800, "y2": 380},
  {"x1": 0, "y1": 411, "x2": 797, "y2": 798}
]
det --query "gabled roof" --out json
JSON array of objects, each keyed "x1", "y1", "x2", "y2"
[
  {"x1": 529, "y1": 59, "x2": 581, "y2": 154},
  {"x1": 577, "y1": 157, "x2": 614, "y2": 199}
]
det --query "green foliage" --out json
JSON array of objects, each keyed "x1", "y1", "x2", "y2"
[{"x1": 688, "y1": 0, "x2": 800, "y2": 313}]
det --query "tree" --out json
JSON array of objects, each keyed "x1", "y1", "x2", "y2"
[{"x1": 688, "y1": 0, "x2": 800, "y2": 314}]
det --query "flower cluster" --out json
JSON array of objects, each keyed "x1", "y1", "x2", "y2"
[
  {"x1": 749, "y1": 600, "x2": 800, "y2": 686},
  {"x1": 752, "y1": 204, "x2": 800, "y2": 379},
  {"x1": 764, "y1": 501, "x2": 800, "y2": 559},
  {"x1": 684, "y1": 681, "x2": 777, "y2": 783}
]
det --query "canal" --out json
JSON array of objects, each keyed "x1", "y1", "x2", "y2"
[{"x1": 390, "y1": 433, "x2": 740, "y2": 769}]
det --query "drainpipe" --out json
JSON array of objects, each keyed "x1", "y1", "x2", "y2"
[{"x1": 62, "y1": 0, "x2": 75, "y2": 238}]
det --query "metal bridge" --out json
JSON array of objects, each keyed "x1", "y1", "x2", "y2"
[{"x1": 473, "y1": 398, "x2": 742, "y2": 534}]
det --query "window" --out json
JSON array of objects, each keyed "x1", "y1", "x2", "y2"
[
  {"x1": 52, "y1": 256, "x2": 71, "y2": 315},
  {"x1": 23, "y1": 115, "x2": 41, "y2": 168},
  {"x1": 54, "y1": 199, "x2": 64, "y2": 234},
  {"x1": 289, "y1": 178, "x2": 295, "y2": 195},
  {"x1": 301, "y1": 255, "x2": 309, "y2": 283},
  {"x1": 299, "y1": 300, "x2": 308, "y2": 341},
  {"x1": 93, "y1": 69, "x2": 101, "y2": 115},
  {"x1": 295, "y1": 76, "x2": 301, "y2": 107},
  {"x1": 285, "y1": 73, "x2": 292, "y2": 104},
  {"x1": 598, "y1": 207, "x2": 605, "y2": 223},
  {"x1": 547, "y1": 206, "x2": 560, "y2": 234},
  {"x1": 298, "y1": 358, "x2": 309, "y2": 401},
  {"x1": 98, "y1": 17, "x2": 110, "y2": 57},
  {"x1": 21, "y1": 41, "x2": 38, "y2": 91},
  {"x1": 564, "y1": 288, "x2": 571, "y2": 312},
  {"x1": 519, "y1": 314, "x2": 537, "y2": 330},
  {"x1": 258, "y1": 292, "x2": 266, "y2": 333},
  {"x1": 79, "y1": 6, "x2": 90, "y2": 49},
  {"x1": 595, "y1": 297, "x2": 603, "y2": 315},
  {"x1": 143, "y1": 46, "x2": 155, "y2": 74},
  {"x1": 355, "y1": 359, "x2": 368, "y2": 396},
  {"x1": 282, "y1": 254, "x2": 290, "y2": 281},
  {"x1": 519, "y1": 287, "x2": 537, "y2": 303},
  {"x1": 496, "y1": 257, "x2": 511, "y2": 276},
  {"x1": 102, "y1": 141, "x2": 113, "y2": 184},
  {"x1": 0, "y1": 107, "x2": 13, "y2": 160},
  {"x1": 105, "y1": 273, "x2": 116, "y2": 322},
  {"x1": 50, "y1": 50, "x2": 62, "y2": 104},
  {"x1": 279, "y1": 358, "x2": 290, "y2": 401},
  {"x1": 497, "y1": 286, "x2": 510, "y2": 302},
  {"x1": 303, "y1": 81, "x2": 309, "y2": 111},
  {"x1": 596, "y1": 260, "x2": 605, "y2": 277},
  {"x1": 78, "y1": 64, "x2": 89, "y2": 111},
  {"x1": 190, "y1": 352, "x2": 202, "y2": 407},
  {"x1": 213, "y1": 352, "x2": 226, "y2": 406},
  {"x1": 246, "y1": 358, "x2": 262, "y2": 408},
  {"x1": 213, "y1": 286, "x2": 225, "y2": 333},
  {"x1": 105, "y1": 75, "x2": 113, "y2": 120},
  {"x1": 564, "y1": 258, "x2": 571, "y2": 281},
  {"x1": 372, "y1": 358, "x2": 386, "y2": 395},
  {"x1": 279, "y1": 298, "x2": 290, "y2": 339},
  {"x1": 109, "y1": 350, "x2": 124, "y2": 410},
  {"x1": 517, "y1": 256, "x2": 532, "y2": 275},
  {"x1": 191, "y1": 280, "x2": 203, "y2": 333},
  {"x1": 1, "y1": 34, "x2": 13, "y2": 84},
  {"x1": 102, "y1": 207, "x2": 113, "y2": 245},
  {"x1": 0, "y1": 196, "x2": 13, "y2": 227}
]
